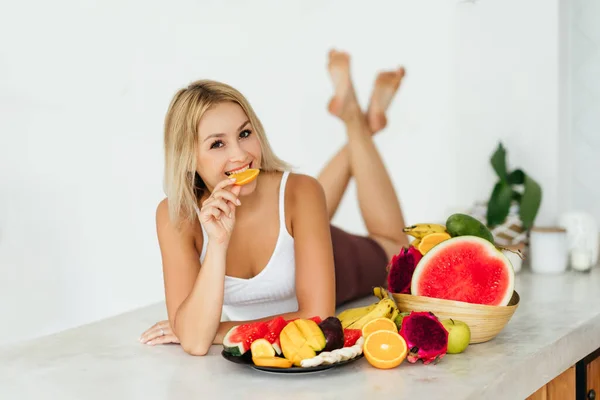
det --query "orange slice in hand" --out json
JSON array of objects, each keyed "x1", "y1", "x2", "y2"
[
  {"x1": 361, "y1": 317, "x2": 397, "y2": 339},
  {"x1": 231, "y1": 168, "x2": 260, "y2": 186},
  {"x1": 363, "y1": 330, "x2": 407, "y2": 369},
  {"x1": 418, "y1": 232, "x2": 452, "y2": 255}
]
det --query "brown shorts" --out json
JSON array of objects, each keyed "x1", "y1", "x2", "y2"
[{"x1": 330, "y1": 225, "x2": 389, "y2": 307}]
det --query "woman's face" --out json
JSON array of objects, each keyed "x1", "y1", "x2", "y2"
[{"x1": 196, "y1": 101, "x2": 262, "y2": 196}]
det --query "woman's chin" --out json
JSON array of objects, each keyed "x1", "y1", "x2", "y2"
[{"x1": 237, "y1": 180, "x2": 258, "y2": 196}]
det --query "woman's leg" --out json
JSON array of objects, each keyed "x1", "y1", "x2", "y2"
[
  {"x1": 323, "y1": 50, "x2": 409, "y2": 260},
  {"x1": 317, "y1": 57, "x2": 406, "y2": 220}
]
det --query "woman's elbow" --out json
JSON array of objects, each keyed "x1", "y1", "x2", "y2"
[{"x1": 181, "y1": 340, "x2": 210, "y2": 356}]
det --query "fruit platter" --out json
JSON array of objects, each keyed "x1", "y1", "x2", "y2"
[
  {"x1": 222, "y1": 213, "x2": 521, "y2": 372},
  {"x1": 221, "y1": 316, "x2": 366, "y2": 373}
]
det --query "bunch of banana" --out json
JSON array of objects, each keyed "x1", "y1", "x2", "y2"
[
  {"x1": 336, "y1": 287, "x2": 400, "y2": 329},
  {"x1": 403, "y1": 223, "x2": 447, "y2": 247}
]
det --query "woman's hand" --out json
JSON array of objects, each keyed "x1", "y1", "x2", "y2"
[
  {"x1": 198, "y1": 178, "x2": 242, "y2": 245},
  {"x1": 139, "y1": 320, "x2": 180, "y2": 346}
]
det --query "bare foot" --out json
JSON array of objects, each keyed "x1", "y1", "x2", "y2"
[
  {"x1": 327, "y1": 50, "x2": 360, "y2": 121},
  {"x1": 366, "y1": 67, "x2": 406, "y2": 134}
]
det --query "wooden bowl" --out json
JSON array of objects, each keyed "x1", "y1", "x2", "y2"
[{"x1": 391, "y1": 291, "x2": 520, "y2": 344}]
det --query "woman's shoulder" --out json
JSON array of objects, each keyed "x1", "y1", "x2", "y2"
[
  {"x1": 285, "y1": 172, "x2": 326, "y2": 208},
  {"x1": 156, "y1": 197, "x2": 203, "y2": 248}
]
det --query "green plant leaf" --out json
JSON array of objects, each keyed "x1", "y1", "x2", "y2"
[
  {"x1": 507, "y1": 169, "x2": 525, "y2": 185},
  {"x1": 486, "y1": 180, "x2": 513, "y2": 227},
  {"x1": 490, "y1": 142, "x2": 508, "y2": 180},
  {"x1": 519, "y1": 174, "x2": 542, "y2": 230}
]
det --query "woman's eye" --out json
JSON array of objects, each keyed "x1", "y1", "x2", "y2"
[
  {"x1": 240, "y1": 129, "x2": 252, "y2": 139},
  {"x1": 210, "y1": 140, "x2": 224, "y2": 149}
]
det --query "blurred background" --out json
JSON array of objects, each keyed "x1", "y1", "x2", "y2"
[{"x1": 0, "y1": 0, "x2": 598, "y2": 346}]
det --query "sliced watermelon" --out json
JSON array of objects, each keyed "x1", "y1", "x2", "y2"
[
  {"x1": 264, "y1": 317, "x2": 287, "y2": 355},
  {"x1": 343, "y1": 329, "x2": 362, "y2": 347},
  {"x1": 223, "y1": 321, "x2": 268, "y2": 356},
  {"x1": 411, "y1": 236, "x2": 515, "y2": 306}
]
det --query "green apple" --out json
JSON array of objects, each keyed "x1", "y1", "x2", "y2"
[{"x1": 441, "y1": 319, "x2": 471, "y2": 354}]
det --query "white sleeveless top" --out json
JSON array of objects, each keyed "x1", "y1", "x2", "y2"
[{"x1": 199, "y1": 171, "x2": 298, "y2": 321}]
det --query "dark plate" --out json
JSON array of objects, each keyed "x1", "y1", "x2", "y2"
[{"x1": 221, "y1": 350, "x2": 363, "y2": 373}]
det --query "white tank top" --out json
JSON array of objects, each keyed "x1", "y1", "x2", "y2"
[{"x1": 199, "y1": 171, "x2": 298, "y2": 321}]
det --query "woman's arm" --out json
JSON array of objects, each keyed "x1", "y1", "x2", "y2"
[
  {"x1": 156, "y1": 199, "x2": 227, "y2": 356},
  {"x1": 288, "y1": 174, "x2": 337, "y2": 318}
]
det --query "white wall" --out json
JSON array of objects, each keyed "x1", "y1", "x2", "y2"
[
  {"x1": 567, "y1": 0, "x2": 600, "y2": 224},
  {"x1": 0, "y1": 0, "x2": 567, "y2": 346},
  {"x1": 451, "y1": 0, "x2": 564, "y2": 226}
]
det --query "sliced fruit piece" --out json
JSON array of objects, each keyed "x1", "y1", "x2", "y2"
[
  {"x1": 399, "y1": 311, "x2": 448, "y2": 364},
  {"x1": 411, "y1": 236, "x2": 515, "y2": 306},
  {"x1": 295, "y1": 319, "x2": 326, "y2": 351},
  {"x1": 252, "y1": 356, "x2": 293, "y2": 369},
  {"x1": 343, "y1": 329, "x2": 362, "y2": 347},
  {"x1": 363, "y1": 330, "x2": 407, "y2": 369},
  {"x1": 361, "y1": 317, "x2": 398, "y2": 338},
  {"x1": 222, "y1": 321, "x2": 269, "y2": 356},
  {"x1": 231, "y1": 168, "x2": 260, "y2": 186},
  {"x1": 264, "y1": 316, "x2": 287, "y2": 355},
  {"x1": 318, "y1": 317, "x2": 344, "y2": 352},
  {"x1": 417, "y1": 232, "x2": 452, "y2": 255},
  {"x1": 280, "y1": 319, "x2": 326, "y2": 366},
  {"x1": 250, "y1": 338, "x2": 275, "y2": 358}
]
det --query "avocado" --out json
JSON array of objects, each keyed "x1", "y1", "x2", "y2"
[{"x1": 446, "y1": 213, "x2": 495, "y2": 244}]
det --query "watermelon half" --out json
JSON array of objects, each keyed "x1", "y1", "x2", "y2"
[{"x1": 411, "y1": 236, "x2": 515, "y2": 306}]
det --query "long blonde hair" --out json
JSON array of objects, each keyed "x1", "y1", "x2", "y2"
[{"x1": 163, "y1": 79, "x2": 291, "y2": 226}]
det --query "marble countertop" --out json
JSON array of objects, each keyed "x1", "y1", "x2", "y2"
[{"x1": 2, "y1": 268, "x2": 600, "y2": 400}]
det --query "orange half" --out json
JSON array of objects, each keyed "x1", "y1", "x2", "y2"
[
  {"x1": 363, "y1": 330, "x2": 407, "y2": 369},
  {"x1": 361, "y1": 317, "x2": 397, "y2": 339},
  {"x1": 418, "y1": 232, "x2": 452, "y2": 255},
  {"x1": 231, "y1": 168, "x2": 260, "y2": 186}
]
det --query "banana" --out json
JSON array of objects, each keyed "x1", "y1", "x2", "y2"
[
  {"x1": 389, "y1": 307, "x2": 400, "y2": 323},
  {"x1": 346, "y1": 298, "x2": 396, "y2": 330},
  {"x1": 373, "y1": 286, "x2": 400, "y2": 320},
  {"x1": 373, "y1": 286, "x2": 390, "y2": 300},
  {"x1": 403, "y1": 223, "x2": 447, "y2": 240},
  {"x1": 336, "y1": 303, "x2": 378, "y2": 328}
]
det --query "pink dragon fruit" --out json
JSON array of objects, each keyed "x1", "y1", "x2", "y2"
[
  {"x1": 399, "y1": 311, "x2": 448, "y2": 364},
  {"x1": 387, "y1": 246, "x2": 423, "y2": 294}
]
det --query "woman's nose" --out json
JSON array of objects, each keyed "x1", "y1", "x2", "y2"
[{"x1": 228, "y1": 141, "x2": 247, "y2": 162}]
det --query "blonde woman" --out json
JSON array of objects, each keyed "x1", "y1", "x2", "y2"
[{"x1": 139, "y1": 50, "x2": 408, "y2": 355}]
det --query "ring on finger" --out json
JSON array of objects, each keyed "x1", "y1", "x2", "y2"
[{"x1": 160, "y1": 328, "x2": 165, "y2": 336}]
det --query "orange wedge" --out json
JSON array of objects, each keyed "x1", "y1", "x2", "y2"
[
  {"x1": 361, "y1": 317, "x2": 397, "y2": 339},
  {"x1": 231, "y1": 168, "x2": 260, "y2": 186},
  {"x1": 363, "y1": 330, "x2": 407, "y2": 369},
  {"x1": 418, "y1": 232, "x2": 452, "y2": 255},
  {"x1": 252, "y1": 356, "x2": 293, "y2": 369}
]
